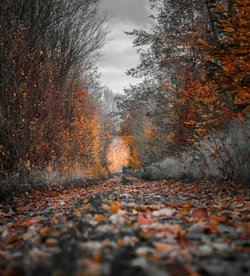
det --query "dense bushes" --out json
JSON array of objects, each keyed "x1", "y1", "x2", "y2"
[{"x1": 0, "y1": 0, "x2": 111, "y2": 182}]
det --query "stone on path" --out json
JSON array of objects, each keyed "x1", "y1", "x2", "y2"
[{"x1": 120, "y1": 176, "x2": 133, "y2": 186}]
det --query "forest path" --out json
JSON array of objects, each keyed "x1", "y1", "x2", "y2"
[{"x1": 0, "y1": 175, "x2": 250, "y2": 276}]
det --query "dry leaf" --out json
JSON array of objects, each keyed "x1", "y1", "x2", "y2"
[
  {"x1": 110, "y1": 203, "x2": 120, "y2": 213},
  {"x1": 190, "y1": 207, "x2": 208, "y2": 220},
  {"x1": 234, "y1": 183, "x2": 245, "y2": 192},
  {"x1": 137, "y1": 214, "x2": 155, "y2": 225},
  {"x1": 45, "y1": 238, "x2": 58, "y2": 247},
  {"x1": 94, "y1": 214, "x2": 105, "y2": 222},
  {"x1": 153, "y1": 242, "x2": 175, "y2": 254},
  {"x1": 6, "y1": 235, "x2": 19, "y2": 244},
  {"x1": 83, "y1": 198, "x2": 89, "y2": 204}
]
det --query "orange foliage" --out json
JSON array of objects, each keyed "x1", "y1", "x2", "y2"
[
  {"x1": 173, "y1": 69, "x2": 231, "y2": 145},
  {"x1": 198, "y1": 0, "x2": 250, "y2": 115},
  {"x1": 70, "y1": 92, "x2": 111, "y2": 179},
  {"x1": 107, "y1": 139, "x2": 129, "y2": 172},
  {"x1": 119, "y1": 135, "x2": 140, "y2": 169}
]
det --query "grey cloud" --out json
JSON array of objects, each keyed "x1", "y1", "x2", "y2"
[
  {"x1": 98, "y1": 0, "x2": 150, "y2": 93},
  {"x1": 101, "y1": 0, "x2": 149, "y2": 25}
]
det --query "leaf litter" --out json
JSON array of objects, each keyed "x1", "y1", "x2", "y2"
[{"x1": 0, "y1": 175, "x2": 249, "y2": 276}]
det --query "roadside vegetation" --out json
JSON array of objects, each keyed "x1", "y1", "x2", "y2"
[
  {"x1": 116, "y1": 0, "x2": 250, "y2": 184},
  {"x1": 0, "y1": 0, "x2": 249, "y2": 204}
]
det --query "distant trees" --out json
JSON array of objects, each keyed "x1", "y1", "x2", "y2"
[
  {"x1": 0, "y1": 0, "x2": 111, "y2": 180},
  {"x1": 117, "y1": 0, "x2": 250, "y2": 181}
]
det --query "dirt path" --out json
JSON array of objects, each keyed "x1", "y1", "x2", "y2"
[{"x1": 0, "y1": 175, "x2": 249, "y2": 276}]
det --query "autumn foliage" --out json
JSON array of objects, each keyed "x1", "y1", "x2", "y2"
[
  {"x1": 0, "y1": 0, "x2": 111, "y2": 181},
  {"x1": 117, "y1": 0, "x2": 250, "y2": 182},
  {"x1": 198, "y1": 0, "x2": 250, "y2": 115}
]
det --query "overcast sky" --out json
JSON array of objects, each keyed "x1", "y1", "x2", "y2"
[{"x1": 97, "y1": 0, "x2": 151, "y2": 94}]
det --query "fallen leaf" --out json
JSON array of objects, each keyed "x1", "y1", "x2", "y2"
[
  {"x1": 235, "y1": 246, "x2": 248, "y2": 253},
  {"x1": 169, "y1": 202, "x2": 178, "y2": 208},
  {"x1": 152, "y1": 208, "x2": 174, "y2": 217},
  {"x1": 109, "y1": 210, "x2": 126, "y2": 224},
  {"x1": 140, "y1": 229, "x2": 151, "y2": 240},
  {"x1": 94, "y1": 214, "x2": 105, "y2": 222},
  {"x1": 39, "y1": 226, "x2": 50, "y2": 236},
  {"x1": 74, "y1": 210, "x2": 81, "y2": 217},
  {"x1": 183, "y1": 202, "x2": 191, "y2": 209},
  {"x1": 204, "y1": 224, "x2": 219, "y2": 234},
  {"x1": 6, "y1": 235, "x2": 19, "y2": 244},
  {"x1": 216, "y1": 215, "x2": 227, "y2": 223},
  {"x1": 76, "y1": 259, "x2": 101, "y2": 276},
  {"x1": 101, "y1": 203, "x2": 110, "y2": 210},
  {"x1": 22, "y1": 232, "x2": 33, "y2": 240},
  {"x1": 209, "y1": 217, "x2": 218, "y2": 225},
  {"x1": 19, "y1": 220, "x2": 32, "y2": 228},
  {"x1": 110, "y1": 203, "x2": 120, "y2": 213},
  {"x1": 102, "y1": 239, "x2": 110, "y2": 246},
  {"x1": 153, "y1": 242, "x2": 175, "y2": 254},
  {"x1": 51, "y1": 216, "x2": 58, "y2": 223},
  {"x1": 136, "y1": 205, "x2": 148, "y2": 212},
  {"x1": 117, "y1": 238, "x2": 124, "y2": 246},
  {"x1": 190, "y1": 207, "x2": 208, "y2": 220},
  {"x1": 137, "y1": 214, "x2": 155, "y2": 225},
  {"x1": 92, "y1": 252, "x2": 102, "y2": 262},
  {"x1": 148, "y1": 205, "x2": 160, "y2": 211},
  {"x1": 167, "y1": 262, "x2": 191, "y2": 276},
  {"x1": 234, "y1": 183, "x2": 245, "y2": 192},
  {"x1": 176, "y1": 233, "x2": 189, "y2": 247},
  {"x1": 45, "y1": 238, "x2": 58, "y2": 247}
]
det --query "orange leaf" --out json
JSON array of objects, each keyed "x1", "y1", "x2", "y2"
[
  {"x1": 225, "y1": 27, "x2": 235, "y2": 32},
  {"x1": 182, "y1": 202, "x2": 191, "y2": 209},
  {"x1": 176, "y1": 233, "x2": 189, "y2": 247},
  {"x1": 94, "y1": 214, "x2": 105, "y2": 221},
  {"x1": 45, "y1": 238, "x2": 58, "y2": 247},
  {"x1": 39, "y1": 226, "x2": 50, "y2": 236},
  {"x1": 234, "y1": 183, "x2": 245, "y2": 192},
  {"x1": 7, "y1": 235, "x2": 19, "y2": 244},
  {"x1": 117, "y1": 238, "x2": 124, "y2": 246},
  {"x1": 182, "y1": 202, "x2": 191, "y2": 214},
  {"x1": 83, "y1": 198, "x2": 89, "y2": 204},
  {"x1": 102, "y1": 239, "x2": 110, "y2": 246},
  {"x1": 236, "y1": 246, "x2": 248, "y2": 253},
  {"x1": 169, "y1": 202, "x2": 178, "y2": 208},
  {"x1": 140, "y1": 229, "x2": 151, "y2": 240},
  {"x1": 204, "y1": 224, "x2": 219, "y2": 234},
  {"x1": 137, "y1": 214, "x2": 155, "y2": 224},
  {"x1": 92, "y1": 252, "x2": 102, "y2": 262},
  {"x1": 51, "y1": 216, "x2": 58, "y2": 223},
  {"x1": 190, "y1": 207, "x2": 208, "y2": 220},
  {"x1": 136, "y1": 205, "x2": 148, "y2": 212},
  {"x1": 153, "y1": 242, "x2": 174, "y2": 253},
  {"x1": 74, "y1": 210, "x2": 81, "y2": 217},
  {"x1": 20, "y1": 220, "x2": 32, "y2": 228},
  {"x1": 101, "y1": 203, "x2": 110, "y2": 210},
  {"x1": 217, "y1": 215, "x2": 227, "y2": 223},
  {"x1": 148, "y1": 205, "x2": 160, "y2": 211},
  {"x1": 209, "y1": 218, "x2": 218, "y2": 226},
  {"x1": 110, "y1": 203, "x2": 119, "y2": 213}
]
